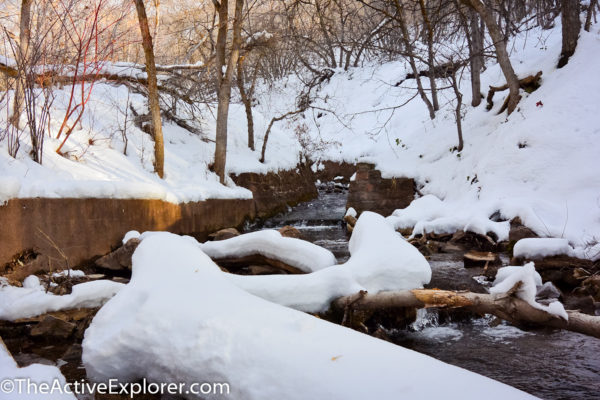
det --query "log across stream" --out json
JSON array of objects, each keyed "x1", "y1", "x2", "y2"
[{"x1": 246, "y1": 184, "x2": 600, "y2": 400}]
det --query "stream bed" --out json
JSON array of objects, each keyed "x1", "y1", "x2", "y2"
[{"x1": 246, "y1": 185, "x2": 600, "y2": 400}]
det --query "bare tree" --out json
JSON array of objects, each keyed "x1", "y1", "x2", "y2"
[
  {"x1": 135, "y1": 0, "x2": 165, "y2": 178},
  {"x1": 462, "y1": 0, "x2": 521, "y2": 115},
  {"x1": 584, "y1": 0, "x2": 599, "y2": 32}
]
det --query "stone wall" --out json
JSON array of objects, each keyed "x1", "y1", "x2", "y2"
[
  {"x1": 232, "y1": 164, "x2": 317, "y2": 219},
  {"x1": 0, "y1": 198, "x2": 255, "y2": 271},
  {"x1": 346, "y1": 163, "x2": 415, "y2": 216},
  {"x1": 314, "y1": 161, "x2": 356, "y2": 184}
]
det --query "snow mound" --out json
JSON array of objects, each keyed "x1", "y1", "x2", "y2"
[
  {"x1": 82, "y1": 232, "x2": 536, "y2": 400},
  {"x1": 200, "y1": 230, "x2": 336, "y2": 273},
  {"x1": 386, "y1": 195, "x2": 446, "y2": 230},
  {"x1": 0, "y1": 340, "x2": 77, "y2": 400},
  {"x1": 490, "y1": 263, "x2": 567, "y2": 320},
  {"x1": 0, "y1": 277, "x2": 124, "y2": 321},
  {"x1": 513, "y1": 238, "x2": 575, "y2": 259},
  {"x1": 229, "y1": 211, "x2": 431, "y2": 312}
]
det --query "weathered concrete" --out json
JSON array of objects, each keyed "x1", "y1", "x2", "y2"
[
  {"x1": 346, "y1": 163, "x2": 415, "y2": 216},
  {"x1": 0, "y1": 197, "x2": 255, "y2": 273}
]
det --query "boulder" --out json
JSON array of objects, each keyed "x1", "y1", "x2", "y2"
[
  {"x1": 95, "y1": 238, "x2": 140, "y2": 270},
  {"x1": 208, "y1": 228, "x2": 240, "y2": 241},
  {"x1": 509, "y1": 217, "x2": 538, "y2": 242},
  {"x1": 29, "y1": 315, "x2": 76, "y2": 339},
  {"x1": 278, "y1": 225, "x2": 302, "y2": 239}
]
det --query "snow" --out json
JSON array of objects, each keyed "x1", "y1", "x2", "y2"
[
  {"x1": 344, "y1": 207, "x2": 357, "y2": 218},
  {"x1": 490, "y1": 263, "x2": 568, "y2": 320},
  {"x1": 1, "y1": 22, "x2": 598, "y2": 259},
  {"x1": 82, "y1": 231, "x2": 536, "y2": 400},
  {"x1": 228, "y1": 212, "x2": 430, "y2": 312},
  {"x1": 513, "y1": 238, "x2": 576, "y2": 259},
  {"x1": 122, "y1": 230, "x2": 141, "y2": 245},
  {"x1": 200, "y1": 230, "x2": 336, "y2": 273},
  {"x1": 0, "y1": 277, "x2": 124, "y2": 321},
  {"x1": 0, "y1": 340, "x2": 77, "y2": 400}
]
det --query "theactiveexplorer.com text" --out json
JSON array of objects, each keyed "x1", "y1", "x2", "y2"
[{"x1": 1, "y1": 377, "x2": 230, "y2": 398}]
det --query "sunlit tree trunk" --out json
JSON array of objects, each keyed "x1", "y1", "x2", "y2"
[
  {"x1": 134, "y1": 0, "x2": 164, "y2": 178},
  {"x1": 214, "y1": 0, "x2": 243, "y2": 183}
]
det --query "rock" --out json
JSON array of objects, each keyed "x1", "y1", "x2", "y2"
[
  {"x1": 576, "y1": 275, "x2": 600, "y2": 301},
  {"x1": 61, "y1": 344, "x2": 83, "y2": 362},
  {"x1": 450, "y1": 230, "x2": 496, "y2": 252},
  {"x1": 95, "y1": 238, "x2": 140, "y2": 270},
  {"x1": 3, "y1": 255, "x2": 51, "y2": 283},
  {"x1": 29, "y1": 315, "x2": 76, "y2": 339},
  {"x1": 463, "y1": 251, "x2": 501, "y2": 268},
  {"x1": 208, "y1": 228, "x2": 240, "y2": 241},
  {"x1": 278, "y1": 225, "x2": 302, "y2": 239},
  {"x1": 440, "y1": 242, "x2": 464, "y2": 253},
  {"x1": 511, "y1": 254, "x2": 595, "y2": 289},
  {"x1": 509, "y1": 217, "x2": 538, "y2": 242},
  {"x1": 343, "y1": 214, "x2": 357, "y2": 227},
  {"x1": 536, "y1": 281, "x2": 562, "y2": 301},
  {"x1": 346, "y1": 223, "x2": 354, "y2": 233}
]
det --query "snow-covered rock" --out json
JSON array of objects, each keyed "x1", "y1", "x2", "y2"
[
  {"x1": 200, "y1": 229, "x2": 336, "y2": 273},
  {"x1": 82, "y1": 232, "x2": 537, "y2": 400},
  {"x1": 490, "y1": 263, "x2": 567, "y2": 320},
  {"x1": 513, "y1": 238, "x2": 575, "y2": 259},
  {"x1": 228, "y1": 212, "x2": 431, "y2": 311}
]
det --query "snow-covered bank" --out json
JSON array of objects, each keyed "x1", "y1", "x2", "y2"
[
  {"x1": 258, "y1": 24, "x2": 600, "y2": 257},
  {"x1": 82, "y1": 232, "x2": 536, "y2": 400}
]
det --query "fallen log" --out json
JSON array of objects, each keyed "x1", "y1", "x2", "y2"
[
  {"x1": 331, "y1": 287, "x2": 600, "y2": 339},
  {"x1": 487, "y1": 71, "x2": 543, "y2": 113}
]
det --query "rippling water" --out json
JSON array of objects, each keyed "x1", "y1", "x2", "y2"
[{"x1": 248, "y1": 187, "x2": 600, "y2": 399}]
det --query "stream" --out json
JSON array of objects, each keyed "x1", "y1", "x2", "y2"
[{"x1": 246, "y1": 184, "x2": 600, "y2": 400}]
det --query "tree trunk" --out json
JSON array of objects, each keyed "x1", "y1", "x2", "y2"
[
  {"x1": 469, "y1": 8, "x2": 484, "y2": 107},
  {"x1": 584, "y1": 0, "x2": 598, "y2": 32},
  {"x1": 464, "y1": 0, "x2": 521, "y2": 115},
  {"x1": 331, "y1": 288, "x2": 600, "y2": 339},
  {"x1": 214, "y1": 0, "x2": 244, "y2": 183},
  {"x1": 135, "y1": 0, "x2": 164, "y2": 178},
  {"x1": 449, "y1": 66, "x2": 464, "y2": 152},
  {"x1": 10, "y1": 0, "x2": 33, "y2": 130},
  {"x1": 395, "y1": 0, "x2": 435, "y2": 120},
  {"x1": 237, "y1": 56, "x2": 255, "y2": 151},
  {"x1": 418, "y1": 0, "x2": 439, "y2": 111},
  {"x1": 558, "y1": 0, "x2": 581, "y2": 68}
]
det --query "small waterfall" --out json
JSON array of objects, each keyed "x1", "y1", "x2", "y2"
[{"x1": 410, "y1": 308, "x2": 440, "y2": 331}]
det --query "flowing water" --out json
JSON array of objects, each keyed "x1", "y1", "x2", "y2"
[{"x1": 247, "y1": 185, "x2": 600, "y2": 400}]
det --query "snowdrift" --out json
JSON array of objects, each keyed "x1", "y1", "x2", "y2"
[{"x1": 82, "y1": 231, "x2": 536, "y2": 400}]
